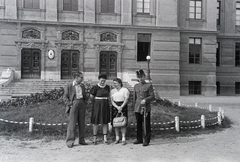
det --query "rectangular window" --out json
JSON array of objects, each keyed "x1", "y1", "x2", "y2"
[
  {"x1": 137, "y1": 34, "x2": 151, "y2": 61},
  {"x1": 216, "y1": 82, "x2": 220, "y2": 95},
  {"x1": 189, "y1": 81, "x2": 202, "y2": 95},
  {"x1": 137, "y1": 0, "x2": 150, "y2": 14},
  {"x1": 23, "y1": 0, "x2": 40, "y2": 9},
  {"x1": 236, "y1": 2, "x2": 240, "y2": 25},
  {"x1": 101, "y1": 0, "x2": 115, "y2": 13},
  {"x1": 235, "y1": 82, "x2": 240, "y2": 94},
  {"x1": 235, "y1": 43, "x2": 240, "y2": 66},
  {"x1": 217, "y1": 1, "x2": 221, "y2": 26},
  {"x1": 216, "y1": 42, "x2": 220, "y2": 66},
  {"x1": 189, "y1": 38, "x2": 201, "y2": 64},
  {"x1": 189, "y1": 0, "x2": 202, "y2": 19},
  {"x1": 63, "y1": 0, "x2": 78, "y2": 11}
]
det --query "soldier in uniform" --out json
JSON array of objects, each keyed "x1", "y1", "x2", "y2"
[{"x1": 133, "y1": 69, "x2": 155, "y2": 146}]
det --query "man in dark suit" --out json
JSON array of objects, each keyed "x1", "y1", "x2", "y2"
[
  {"x1": 63, "y1": 71, "x2": 88, "y2": 148},
  {"x1": 133, "y1": 69, "x2": 155, "y2": 147}
]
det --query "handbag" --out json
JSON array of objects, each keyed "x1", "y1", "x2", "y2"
[{"x1": 113, "y1": 113, "x2": 127, "y2": 128}]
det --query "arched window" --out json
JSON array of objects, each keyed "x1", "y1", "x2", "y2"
[
  {"x1": 62, "y1": 30, "x2": 79, "y2": 40},
  {"x1": 22, "y1": 29, "x2": 41, "y2": 39},
  {"x1": 100, "y1": 32, "x2": 117, "y2": 42}
]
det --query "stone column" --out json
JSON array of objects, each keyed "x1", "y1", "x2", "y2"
[
  {"x1": 46, "y1": 0, "x2": 57, "y2": 21},
  {"x1": 5, "y1": 0, "x2": 17, "y2": 19}
]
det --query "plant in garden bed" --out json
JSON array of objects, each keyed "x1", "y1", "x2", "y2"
[{"x1": 0, "y1": 83, "x2": 231, "y2": 140}]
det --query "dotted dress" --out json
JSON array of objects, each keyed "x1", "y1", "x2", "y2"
[{"x1": 90, "y1": 84, "x2": 110, "y2": 124}]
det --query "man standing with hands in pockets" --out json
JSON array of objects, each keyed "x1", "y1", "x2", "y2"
[
  {"x1": 133, "y1": 69, "x2": 155, "y2": 147},
  {"x1": 63, "y1": 71, "x2": 88, "y2": 148}
]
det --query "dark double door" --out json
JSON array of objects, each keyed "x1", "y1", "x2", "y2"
[
  {"x1": 100, "y1": 51, "x2": 117, "y2": 79},
  {"x1": 21, "y1": 49, "x2": 41, "y2": 79},
  {"x1": 61, "y1": 50, "x2": 80, "y2": 79}
]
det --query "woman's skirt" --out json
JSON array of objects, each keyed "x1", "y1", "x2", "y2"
[
  {"x1": 111, "y1": 101, "x2": 128, "y2": 126},
  {"x1": 91, "y1": 99, "x2": 110, "y2": 124}
]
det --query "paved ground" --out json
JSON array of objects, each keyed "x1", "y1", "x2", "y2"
[{"x1": 0, "y1": 96, "x2": 240, "y2": 162}]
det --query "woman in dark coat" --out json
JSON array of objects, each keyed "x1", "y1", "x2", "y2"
[{"x1": 90, "y1": 74, "x2": 110, "y2": 144}]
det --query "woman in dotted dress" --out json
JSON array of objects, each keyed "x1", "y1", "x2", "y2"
[{"x1": 90, "y1": 74, "x2": 110, "y2": 144}]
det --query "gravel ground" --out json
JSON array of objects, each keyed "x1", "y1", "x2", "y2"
[{"x1": 0, "y1": 96, "x2": 240, "y2": 162}]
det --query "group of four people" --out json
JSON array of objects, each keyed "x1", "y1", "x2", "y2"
[{"x1": 63, "y1": 69, "x2": 155, "y2": 148}]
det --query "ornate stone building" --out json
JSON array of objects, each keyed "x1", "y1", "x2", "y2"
[{"x1": 0, "y1": 0, "x2": 239, "y2": 96}]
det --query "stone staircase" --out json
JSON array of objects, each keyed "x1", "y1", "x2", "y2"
[{"x1": 0, "y1": 80, "x2": 133, "y2": 100}]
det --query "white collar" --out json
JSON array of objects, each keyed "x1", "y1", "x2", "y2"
[
  {"x1": 98, "y1": 83, "x2": 106, "y2": 88},
  {"x1": 73, "y1": 80, "x2": 81, "y2": 86}
]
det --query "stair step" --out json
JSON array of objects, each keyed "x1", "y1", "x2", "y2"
[{"x1": 0, "y1": 80, "x2": 133, "y2": 100}]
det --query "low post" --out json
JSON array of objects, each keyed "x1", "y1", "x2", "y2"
[
  {"x1": 217, "y1": 112, "x2": 222, "y2": 126},
  {"x1": 195, "y1": 103, "x2": 198, "y2": 107},
  {"x1": 178, "y1": 101, "x2": 181, "y2": 107},
  {"x1": 175, "y1": 116, "x2": 180, "y2": 132},
  {"x1": 201, "y1": 115, "x2": 205, "y2": 129},
  {"x1": 209, "y1": 104, "x2": 212, "y2": 112},
  {"x1": 29, "y1": 117, "x2": 34, "y2": 133}
]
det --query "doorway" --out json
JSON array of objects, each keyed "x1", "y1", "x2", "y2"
[
  {"x1": 21, "y1": 48, "x2": 41, "y2": 79},
  {"x1": 61, "y1": 50, "x2": 80, "y2": 79},
  {"x1": 99, "y1": 51, "x2": 117, "y2": 79}
]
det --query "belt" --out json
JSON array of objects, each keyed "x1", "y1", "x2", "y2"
[{"x1": 95, "y1": 97, "x2": 108, "y2": 100}]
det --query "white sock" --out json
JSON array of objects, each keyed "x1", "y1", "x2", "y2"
[
  {"x1": 116, "y1": 136, "x2": 120, "y2": 141},
  {"x1": 122, "y1": 135, "x2": 126, "y2": 141},
  {"x1": 104, "y1": 134, "x2": 107, "y2": 141}
]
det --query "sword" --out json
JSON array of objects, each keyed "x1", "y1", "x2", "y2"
[{"x1": 142, "y1": 104, "x2": 147, "y2": 137}]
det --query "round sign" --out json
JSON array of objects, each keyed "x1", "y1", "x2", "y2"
[{"x1": 48, "y1": 50, "x2": 55, "y2": 59}]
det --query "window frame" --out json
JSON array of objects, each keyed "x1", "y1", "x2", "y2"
[
  {"x1": 63, "y1": 0, "x2": 78, "y2": 11},
  {"x1": 189, "y1": 0, "x2": 202, "y2": 20},
  {"x1": 23, "y1": 0, "x2": 40, "y2": 9},
  {"x1": 137, "y1": 33, "x2": 151, "y2": 62},
  {"x1": 235, "y1": 82, "x2": 240, "y2": 94},
  {"x1": 101, "y1": 0, "x2": 115, "y2": 13},
  {"x1": 189, "y1": 37, "x2": 202, "y2": 64},
  {"x1": 189, "y1": 81, "x2": 202, "y2": 95},
  {"x1": 217, "y1": 1, "x2": 221, "y2": 26},
  {"x1": 235, "y1": 42, "x2": 240, "y2": 67},
  {"x1": 216, "y1": 42, "x2": 220, "y2": 66},
  {"x1": 216, "y1": 81, "x2": 220, "y2": 95},
  {"x1": 137, "y1": 0, "x2": 150, "y2": 14},
  {"x1": 236, "y1": 2, "x2": 240, "y2": 25}
]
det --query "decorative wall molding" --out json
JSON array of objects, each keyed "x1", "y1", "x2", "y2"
[
  {"x1": 55, "y1": 40, "x2": 86, "y2": 52},
  {"x1": 15, "y1": 39, "x2": 49, "y2": 50},
  {"x1": 94, "y1": 43, "x2": 124, "y2": 54}
]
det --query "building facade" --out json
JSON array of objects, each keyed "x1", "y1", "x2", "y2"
[{"x1": 0, "y1": 0, "x2": 238, "y2": 97}]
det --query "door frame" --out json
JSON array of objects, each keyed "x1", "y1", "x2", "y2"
[
  {"x1": 61, "y1": 50, "x2": 80, "y2": 79},
  {"x1": 99, "y1": 51, "x2": 117, "y2": 79},
  {"x1": 21, "y1": 48, "x2": 41, "y2": 79}
]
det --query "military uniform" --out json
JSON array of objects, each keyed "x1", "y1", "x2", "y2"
[{"x1": 133, "y1": 80, "x2": 155, "y2": 144}]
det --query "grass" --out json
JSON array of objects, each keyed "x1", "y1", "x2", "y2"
[{"x1": 0, "y1": 97, "x2": 232, "y2": 141}]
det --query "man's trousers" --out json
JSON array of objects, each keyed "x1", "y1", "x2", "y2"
[
  {"x1": 66, "y1": 99, "x2": 86, "y2": 145},
  {"x1": 135, "y1": 112, "x2": 151, "y2": 143}
]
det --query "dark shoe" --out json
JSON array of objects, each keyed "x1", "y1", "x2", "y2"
[
  {"x1": 67, "y1": 143, "x2": 74, "y2": 148},
  {"x1": 133, "y1": 140, "x2": 143, "y2": 144},
  {"x1": 79, "y1": 141, "x2": 88, "y2": 145},
  {"x1": 103, "y1": 140, "x2": 109, "y2": 145},
  {"x1": 93, "y1": 141, "x2": 97, "y2": 145},
  {"x1": 142, "y1": 142, "x2": 149, "y2": 146},
  {"x1": 114, "y1": 140, "x2": 120, "y2": 144},
  {"x1": 122, "y1": 140, "x2": 126, "y2": 145}
]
